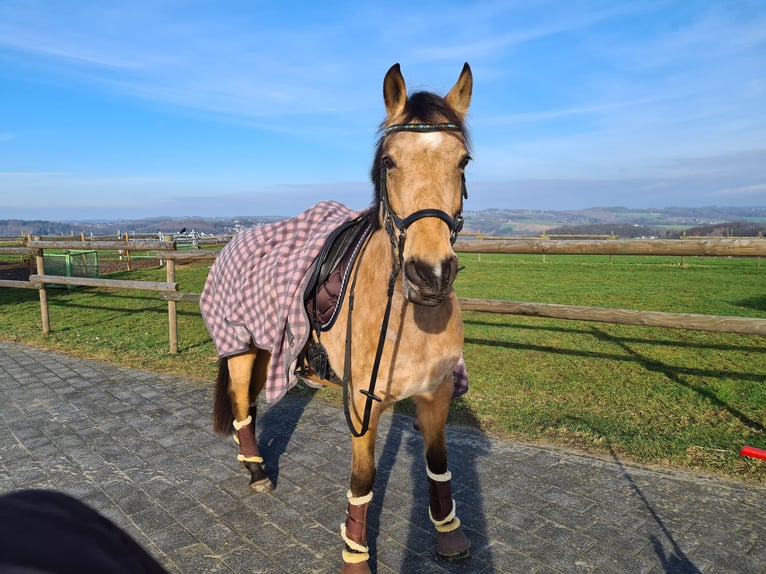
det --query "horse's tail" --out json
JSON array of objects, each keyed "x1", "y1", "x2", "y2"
[{"x1": 212, "y1": 358, "x2": 234, "y2": 435}]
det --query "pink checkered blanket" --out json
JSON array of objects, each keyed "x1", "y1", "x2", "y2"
[{"x1": 200, "y1": 200, "x2": 468, "y2": 404}]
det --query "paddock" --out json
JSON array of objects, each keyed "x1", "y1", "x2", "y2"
[
  {"x1": 2, "y1": 236, "x2": 765, "y2": 354},
  {"x1": 0, "y1": 340, "x2": 763, "y2": 573}
]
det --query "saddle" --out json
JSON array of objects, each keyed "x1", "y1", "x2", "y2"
[{"x1": 297, "y1": 209, "x2": 376, "y2": 385}]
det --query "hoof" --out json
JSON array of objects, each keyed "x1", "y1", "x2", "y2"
[
  {"x1": 249, "y1": 476, "x2": 274, "y2": 493},
  {"x1": 437, "y1": 528, "x2": 471, "y2": 562},
  {"x1": 242, "y1": 460, "x2": 272, "y2": 493}
]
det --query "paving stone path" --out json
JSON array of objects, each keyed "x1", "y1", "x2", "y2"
[{"x1": 0, "y1": 341, "x2": 764, "y2": 573}]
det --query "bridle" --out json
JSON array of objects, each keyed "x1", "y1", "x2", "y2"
[
  {"x1": 379, "y1": 122, "x2": 468, "y2": 259},
  {"x1": 343, "y1": 121, "x2": 469, "y2": 437}
]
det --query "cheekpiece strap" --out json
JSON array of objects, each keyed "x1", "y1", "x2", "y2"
[{"x1": 384, "y1": 122, "x2": 462, "y2": 136}]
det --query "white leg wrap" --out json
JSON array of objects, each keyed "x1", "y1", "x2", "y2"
[
  {"x1": 428, "y1": 466, "x2": 461, "y2": 533},
  {"x1": 237, "y1": 454, "x2": 264, "y2": 463},
  {"x1": 427, "y1": 467, "x2": 452, "y2": 482},
  {"x1": 340, "y1": 490, "x2": 372, "y2": 561},
  {"x1": 346, "y1": 490, "x2": 373, "y2": 506},
  {"x1": 232, "y1": 415, "x2": 263, "y2": 462},
  {"x1": 233, "y1": 415, "x2": 252, "y2": 430},
  {"x1": 429, "y1": 500, "x2": 456, "y2": 526},
  {"x1": 429, "y1": 499, "x2": 459, "y2": 529},
  {"x1": 340, "y1": 524, "x2": 369, "y2": 554},
  {"x1": 342, "y1": 548, "x2": 370, "y2": 563}
]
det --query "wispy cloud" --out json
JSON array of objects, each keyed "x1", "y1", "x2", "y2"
[
  {"x1": 0, "y1": 2, "x2": 148, "y2": 69},
  {"x1": 405, "y1": 1, "x2": 649, "y2": 63},
  {"x1": 0, "y1": 2, "x2": 369, "y2": 119},
  {"x1": 718, "y1": 183, "x2": 766, "y2": 198},
  {"x1": 0, "y1": 170, "x2": 176, "y2": 195},
  {"x1": 608, "y1": 4, "x2": 766, "y2": 72},
  {"x1": 0, "y1": 2, "x2": 661, "y2": 120},
  {"x1": 479, "y1": 93, "x2": 680, "y2": 125},
  {"x1": 0, "y1": 1, "x2": 764, "y2": 217}
]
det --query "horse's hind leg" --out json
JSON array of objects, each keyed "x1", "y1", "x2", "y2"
[
  {"x1": 415, "y1": 379, "x2": 471, "y2": 562},
  {"x1": 228, "y1": 349, "x2": 273, "y2": 493}
]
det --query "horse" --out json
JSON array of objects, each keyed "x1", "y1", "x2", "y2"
[{"x1": 202, "y1": 62, "x2": 473, "y2": 573}]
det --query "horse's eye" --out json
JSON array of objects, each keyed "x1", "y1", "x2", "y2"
[
  {"x1": 459, "y1": 155, "x2": 472, "y2": 170},
  {"x1": 381, "y1": 156, "x2": 396, "y2": 170}
]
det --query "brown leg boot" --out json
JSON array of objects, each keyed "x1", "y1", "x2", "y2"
[
  {"x1": 340, "y1": 491, "x2": 372, "y2": 574},
  {"x1": 428, "y1": 468, "x2": 470, "y2": 562},
  {"x1": 233, "y1": 415, "x2": 273, "y2": 493}
]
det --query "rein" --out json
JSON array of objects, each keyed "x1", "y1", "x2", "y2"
[{"x1": 342, "y1": 122, "x2": 468, "y2": 437}]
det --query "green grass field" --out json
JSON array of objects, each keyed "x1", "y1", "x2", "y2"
[{"x1": 1, "y1": 253, "x2": 764, "y2": 483}]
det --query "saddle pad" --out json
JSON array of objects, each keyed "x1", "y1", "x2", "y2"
[{"x1": 305, "y1": 210, "x2": 375, "y2": 331}]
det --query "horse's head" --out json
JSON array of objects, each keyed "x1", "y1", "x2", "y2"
[{"x1": 372, "y1": 63, "x2": 472, "y2": 307}]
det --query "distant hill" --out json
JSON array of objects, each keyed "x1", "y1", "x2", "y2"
[
  {"x1": 543, "y1": 223, "x2": 672, "y2": 239},
  {"x1": 0, "y1": 215, "x2": 283, "y2": 239},
  {"x1": 2, "y1": 206, "x2": 765, "y2": 239},
  {"x1": 460, "y1": 206, "x2": 766, "y2": 237},
  {"x1": 683, "y1": 221, "x2": 766, "y2": 237}
]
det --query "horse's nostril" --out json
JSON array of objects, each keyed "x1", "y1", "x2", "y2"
[
  {"x1": 405, "y1": 259, "x2": 431, "y2": 288},
  {"x1": 444, "y1": 255, "x2": 458, "y2": 284},
  {"x1": 405, "y1": 256, "x2": 458, "y2": 291}
]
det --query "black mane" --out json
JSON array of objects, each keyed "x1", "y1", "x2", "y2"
[{"x1": 371, "y1": 91, "x2": 470, "y2": 207}]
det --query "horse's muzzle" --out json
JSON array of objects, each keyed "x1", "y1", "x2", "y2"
[{"x1": 403, "y1": 255, "x2": 458, "y2": 306}]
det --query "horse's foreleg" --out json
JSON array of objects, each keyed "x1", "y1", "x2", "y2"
[
  {"x1": 341, "y1": 414, "x2": 380, "y2": 574},
  {"x1": 415, "y1": 379, "x2": 471, "y2": 562},
  {"x1": 228, "y1": 349, "x2": 273, "y2": 493}
]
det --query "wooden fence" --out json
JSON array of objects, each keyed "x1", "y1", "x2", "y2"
[
  {"x1": 1, "y1": 237, "x2": 765, "y2": 353},
  {"x1": 454, "y1": 237, "x2": 766, "y2": 257},
  {"x1": 0, "y1": 240, "x2": 216, "y2": 353},
  {"x1": 452, "y1": 238, "x2": 766, "y2": 335}
]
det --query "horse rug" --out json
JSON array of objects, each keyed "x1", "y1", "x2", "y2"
[{"x1": 200, "y1": 200, "x2": 468, "y2": 404}]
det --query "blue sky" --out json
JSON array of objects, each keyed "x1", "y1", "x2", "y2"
[{"x1": 1, "y1": 1, "x2": 765, "y2": 220}]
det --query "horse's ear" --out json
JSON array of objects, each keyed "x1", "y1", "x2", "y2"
[
  {"x1": 383, "y1": 63, "x2": 407, "y2": 118},
  {"x1": 445, "y1": 62, "x2": 472, "y2": 118}
]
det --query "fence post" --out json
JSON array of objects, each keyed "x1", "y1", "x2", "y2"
[
  {"x1": 35, "y1": 250, "x2": 50, "y2": 334},
  {"x1": 167, "y1": 258, "x2": 178, "y2": 354},
  {"x1": 123, "y1": 232, "x2": 132, "y2": 271}
]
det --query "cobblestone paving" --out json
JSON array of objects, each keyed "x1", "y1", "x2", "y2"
[{"x1": 1, "y1": 341, "x2": 764, "y2": 573}]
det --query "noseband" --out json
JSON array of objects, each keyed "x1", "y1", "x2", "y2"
[{"x1": 379, "y1": 122, "x2": 468, "y2": 255}]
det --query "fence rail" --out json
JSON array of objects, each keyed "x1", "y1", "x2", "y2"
[
  {"x1": 458, "y1": 298, "x2": 766, "y2": 336},
  {"x1": 26, "y1": 240, "x2": 177, "y2": 250},
  {"x1": 28, "y1": 274, "x2": 178, "y2": 292},
  {"x1": 454, "y1": 238, "x2": 766, "y2": 257},
  {"x1": 2, "y1": 237, "x2": 765, "y2": 354}
]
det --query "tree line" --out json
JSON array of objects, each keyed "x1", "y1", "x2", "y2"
[{"x1": 545, "y1": 221, "x2": 765, "y2": 238}]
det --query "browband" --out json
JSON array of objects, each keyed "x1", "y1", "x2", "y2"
[{"x1": 384, "y1": 122, "x2": 462, "y2": 136}]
